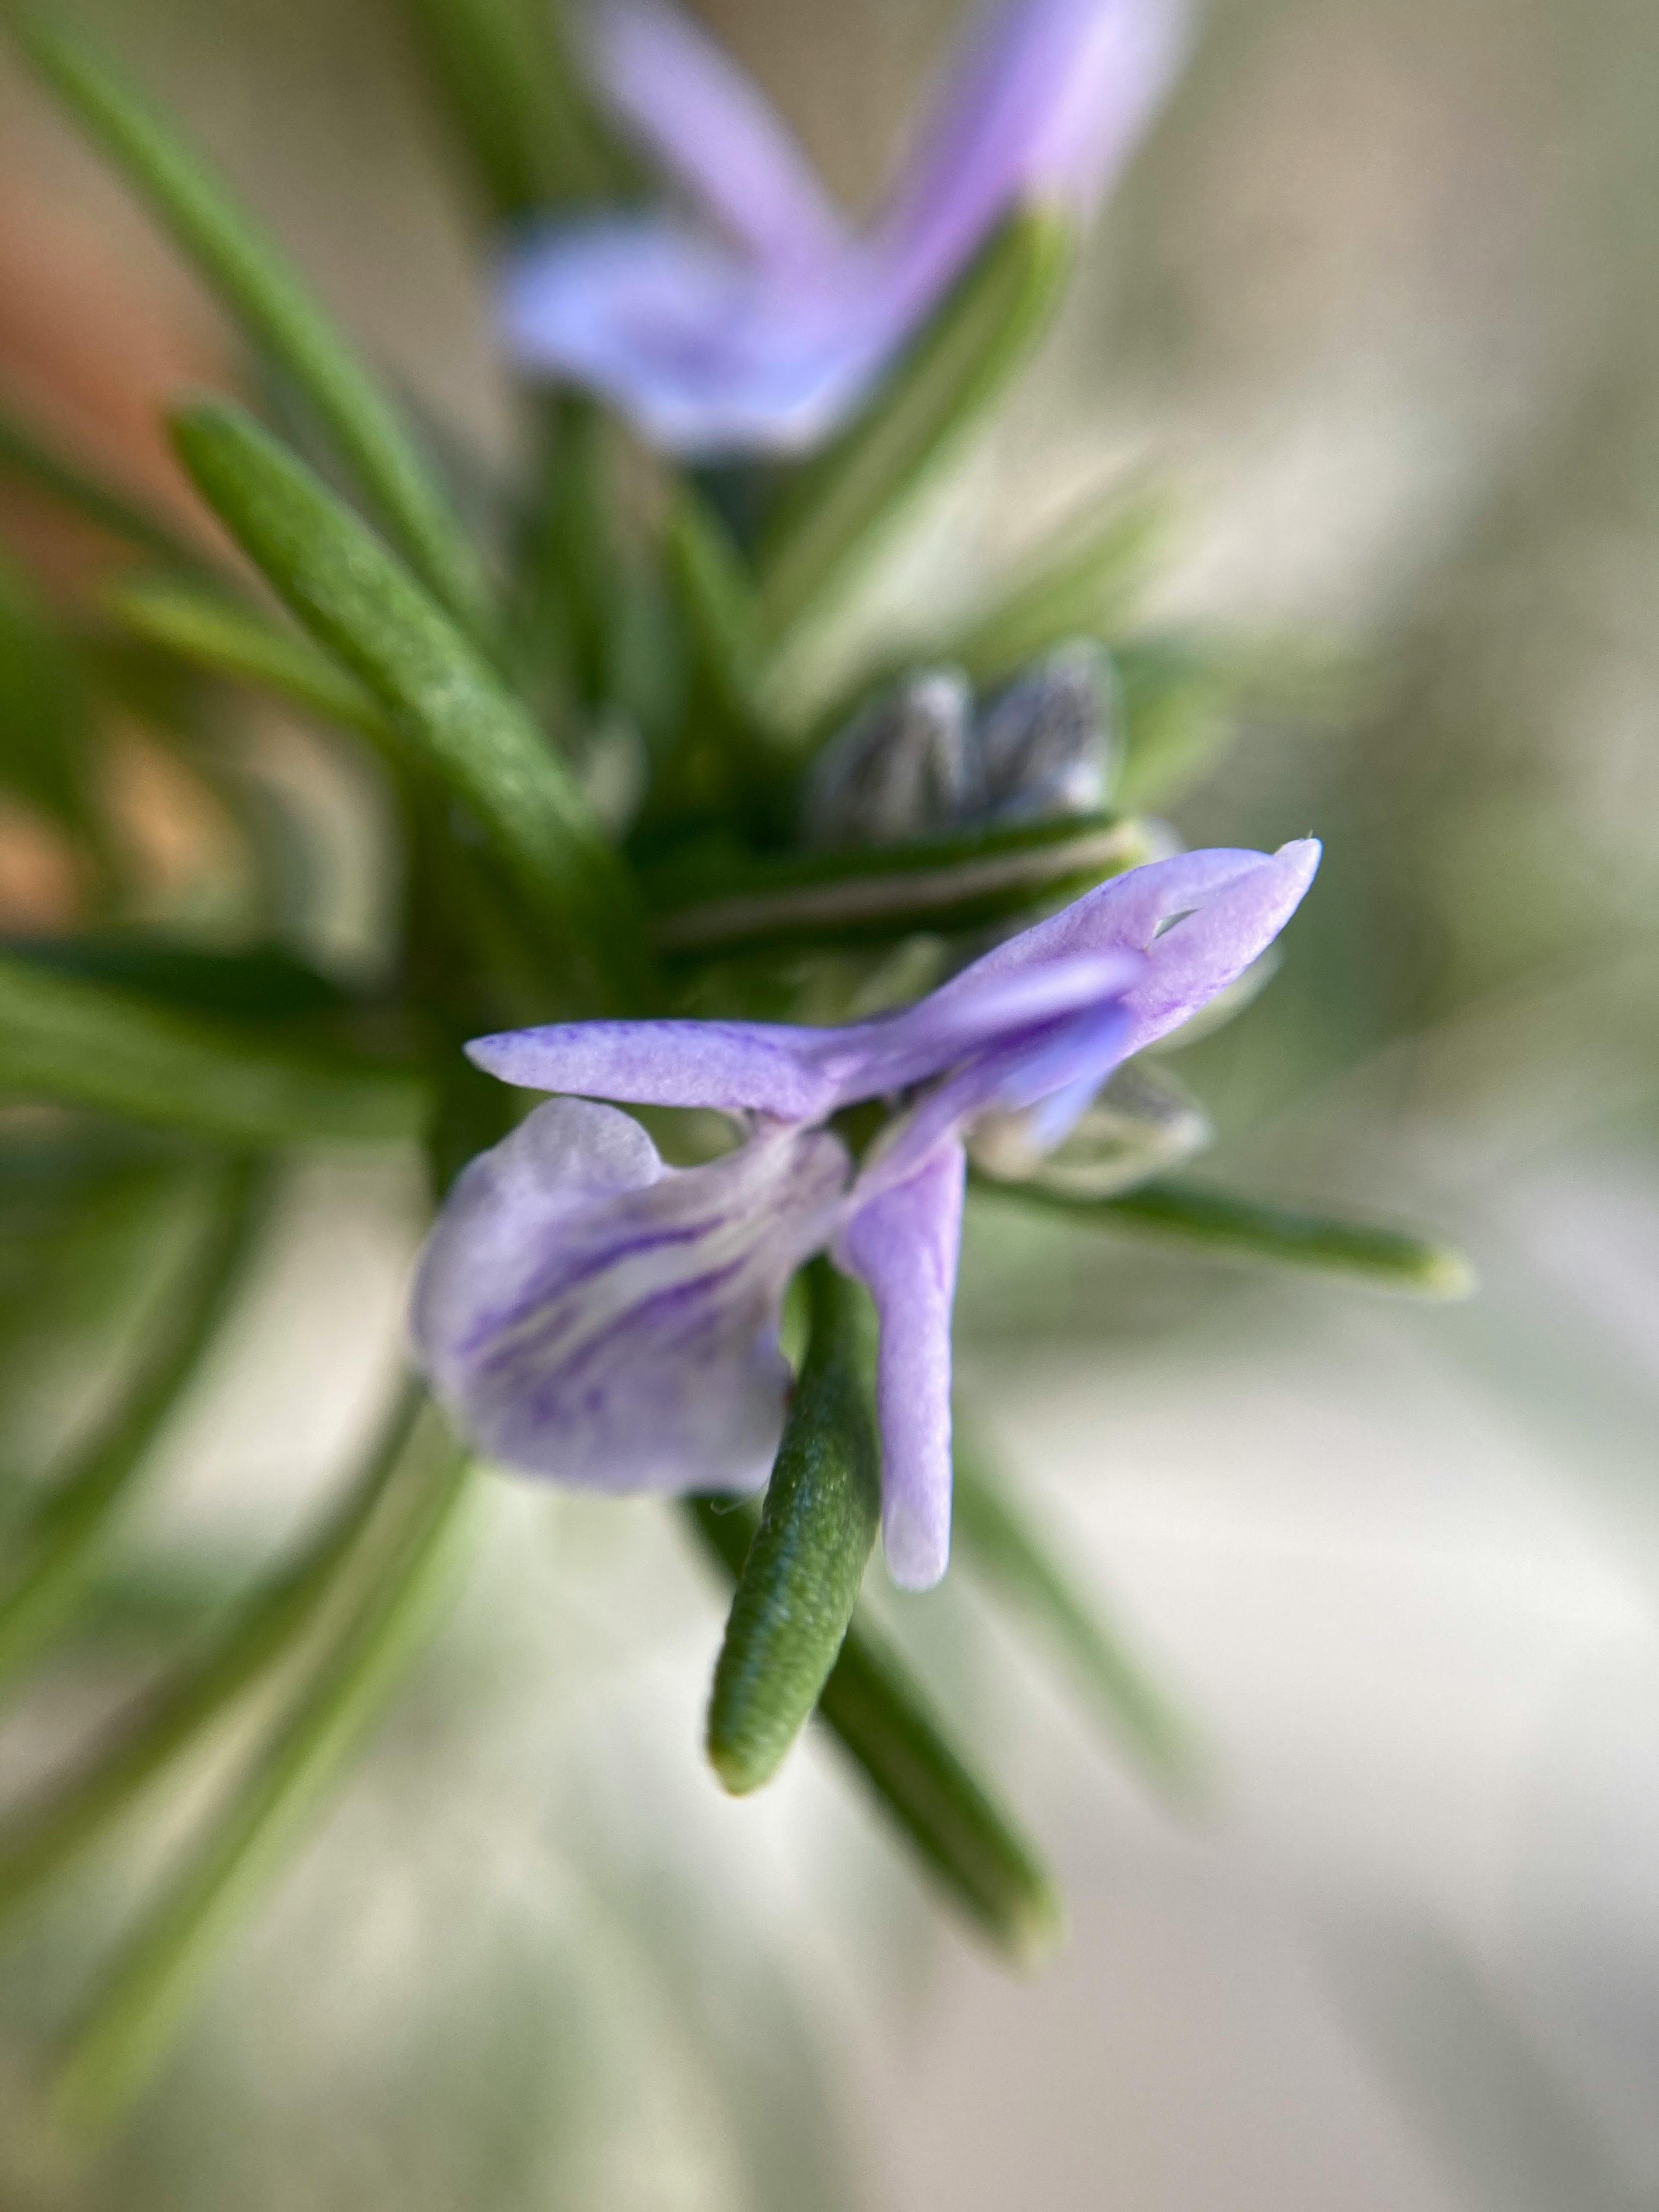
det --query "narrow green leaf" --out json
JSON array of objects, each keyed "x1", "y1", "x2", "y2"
[
  {"x1": 648, "y1": 812, "x2": 1150, "y2": 962},
  {"x1": 0, "y1": 548, "x2": 96, "y2": 837},
  {"x1": 755, "y1": 212, "x2": 1072, "y2": 668},
  {"x1": 0, "y1": 1156, "x2": 272, "y2": 1690},
  {"x1": 816, "y1": 1618, "x2": 1061, "y2": 1963},
  {"x1": 53, "y1": 1423, "x2": 474, "y2": 2131},
  {"x1": 1113, "y1": 637, "x2": 1234, "y2": 811},
  {"x1": 687, "y1": 1499, "x2": 1061, "y2": 1963},
  {"x1": 951, "y1": 1430, "x2": 1202, "y2": 1797},
  {"x1": 4, "y1": 936, "x2": 350, "y2": 1023},
  {"x1": 400, "y1": 0, "x2": 625, "y2": 217},
  {"x1": 708, "y1": 1262, "x2": 880, "y2": 1796},
  {"x1": 0, "y1": 952, "x2": 429, "y2": 1145},
  {"x1": 0, "y1": 1384, "x2": 425, "y2": 1922},
  {"x1": 0, "y1": 397, "x2": 210, "y2": 572},
  {"x1": 13, "y1": 11, "x2": 494, "y2": 639},
  {"x1": 977, "y1": 1173, "x2": 1476, "y2": 1297},
  {"x1": 667, "y1": 489, "x2": 764, "y2": 724},
  {"x1": 171, "y1": 400, "x2": 653, "y2": 1010},
  {"x1": 948, "y1": 490, "x2": 1170, "y2": 690},
  {"x1": 107, "y1": 578, "x2": 389, "y2": 743}
]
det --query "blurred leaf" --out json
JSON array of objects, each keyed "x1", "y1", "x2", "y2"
[
  {"x1": 0, "y1": 1383, "x2": 425, "y2": 1923},
  {"x1": 707, "y1": 1262, "x2": 880, "y2": 1796},
  {"x1": 667, "y1": 489, "x2": 764, "y2": 726},
  {"x1": 756, "y1": 212, "x2": 1072, "y2": 670},
  {"x1": 947, "y1": 488, "x2": 1171, "y2": 690},
  {"x1": 0, "y1": 546, "x2": 97, "y2": 839},
  {"x1": 648, "y1": 811, "x2": 1150, "y2": 961},
  {"x1": 171, "y1": 399, "x2": 654, "y2": 1011},
  {"x1": 401, "y1": 0, "x2": 626, "y2": 216},
  {"x1": 976, "y1": 1173, "x2": 1476, "y2": 1297},
  {"x1": 951, "y1": 1427, "x2": 1202, "y2": 1798},
  {"x1": 505, "y1": 398, "x2": 610, "y2": 730},
  {"x1": 689, "y1": 1498, "x2": 1061, "y2": 1963},
  {"x1": 0, "y1": 397, "x2": 210, "y2": 573},
  {"x1": 3, "y1": 935, "x2": 352, "y2": 1023},
  {"x1": 13, "y1": 11, "x2": 495, "y2": 641},
  {"x1": 107, "y1": 578, "x2": 390, "y2": 744},
  {"x1": 0, "y1": 952, "x2": 429, "y2": 1144},
  {"x1": 0, "y1": 1153, "x2": 273, "y2": 1690},
  {"x1": 1112, "y1": 636, "x2": 1237, "y2": 811},
  {"x1": 53, "y1": 1417, "x2": 474, "y2": 2132},
  {"x1": 0, "y1": 1130, "x2": 202, "y2": 1462}
]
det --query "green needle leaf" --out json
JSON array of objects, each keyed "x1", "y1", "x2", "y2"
[
  {"x1": 647, "y1": 812, "x2": 1150, "y2": 962},
  {"x1": 688, "y1": 1499, "x2": 1061, "y2": 1964},
  {"x1": 0, "y1": 397, "x2": 211, "y2": 573},
  {"x1": 755, "y1": 211, "x2": 1072, "y2": 676},
  {"x1": 0, "y1": 952, "x2": 430, "y2": 1145},
  {"x1": 0, "y1": 1383, "x2": 425, "y2": 1922},
  {"x1": 951, "y1": 1430, "x2": 1203, "y2": 1799},
  {"x1": 815, "y1": 1614, "x2": 1062, "y2": 1965},
  {"x1": 401, "y1": 0, "x2": 625, "y2": 217},
  {"x1": 0, "y1": 1156, "x2": 273, "y2": 1691},
  {"x1": 976, "y1": 1173, "x2": 1476, "y2": 1298},
  {"x1": 52, "y1": 1419, "x2": 474, "y2": 2133},
  {"x1": 3, "y1": 937, "x2": 350, "y2": 1023},
  {"x1": 0, "y1": 549, "x2": 99, "y2": 842},
  {"x1": 944, "y1": 489, "x2": 1170, "y2": 690},
  {"x1": 12, "y1": 10, "x2": 494, "y2": 640},
  {"x1": 707, "y1": 1262, "x2": 880, "y2": 1796},
  {"x1": 667, "y1": 489, "x2": 765, "y2": 726},
  {"x1": 107, "y1": 577, "x2": 391, "y2": 744},
  {"x1": 169, "y1": 398, "x2": 654, "y2": 1009}
]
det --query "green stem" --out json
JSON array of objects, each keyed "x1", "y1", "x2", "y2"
[
  {"x1": 53, "y1": 1427, "x2": 475, "y2": 2131},
  {"x1": 951, "y1": 1433, "x2": 1203, "y2": 1798},
  {"x1": 0, "y1": 1383, "x2": 425, "y2": 1923},
  {"x1": 0, "y1": 1157, "x2": 274, "y2": 1691}
]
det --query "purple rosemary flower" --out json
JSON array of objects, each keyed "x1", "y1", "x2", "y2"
[
  {"x1": 412, "y1": 840, "x2": 1317, "y2": 1586},
  {"x1": 499, "y1": 0, "x2": 1192, "y2": 454}
]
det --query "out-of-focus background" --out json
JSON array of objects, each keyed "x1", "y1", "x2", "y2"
[{"x1": 4, "y1": 0, "x2": 1659, "y2": 2204}]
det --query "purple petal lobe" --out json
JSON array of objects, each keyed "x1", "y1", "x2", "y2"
[
  {"x1": 498, "y1": 218, "x2": 889, "y2": 456},
  {"x1": 410, "y1": 1099, "x2": 849, "y2": 1494},
  {"x1": 855, "y1": 997, "x2": 1136, "y2": 1199},
  {"x1": 835, "y1": 1144, "x2": 966, "y2": 1590},
  {"x1": 465, "y1": 1018, "x2": 845, "y2": 1120},
  {"x1": 591, "y1": 0, "x2": 849, "y2": 268},
  {"x1": 875, "y1": 0, "x2": 1193, "y2": 323},
  {"x1": 1118, "y1": 838, "x2": 1321, "y2": 1051},
  {"x1": 832, "y1": 950, "x2": 1144, "y2": 1105},
  {"x1": 952, "y1": 839, "x2": 1321, "y2": 1049}
]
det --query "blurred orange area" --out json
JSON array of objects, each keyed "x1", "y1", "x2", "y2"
[
  {"x1": 0, "y1": 172, "x2": 225, "y2": 596},
  {"x1": 0, "y1": 797, "x2": 81, "y2": 928},
  {"x1": 0, "y1": 172, "x2": 245, "y2": 931}
]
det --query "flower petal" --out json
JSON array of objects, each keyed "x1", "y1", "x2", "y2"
[
  {"x1": 498, "y1": 217, "x2": 888, "y2": 455},
  {"x1": 466, "y1": 951, "x2": 1142, "y2": 1122},
  {"x1": 874, "y1": 0, "x2": 1193, "y2": 322},
  {"x1": 1117, "y1": 839, "x2": 1322, "y2": 1052},
  {"x1": 410, "y1": 1098, "x2": 849, "y2": 1493},
  {"x1": 952, "y1": 839, "x2": 1322, "y2": 1051},
  {"x1": 465, "y1": 1017, "x2": 846, "y2": 1119},
  {"x1": 855, "y1": 996, "x2": 1136, "y2": 1200},
  {"x1": 835, "y1": 1142, "x2": 966, "y2": 1590},
  {"x1": 590, "y1": 0, "x2": 849, "y2": 269}
]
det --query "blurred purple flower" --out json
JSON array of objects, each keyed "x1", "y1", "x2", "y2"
[
  {"x1": 412, "y1": 841, "x2": 1316, "y2": 1586},
  {"x1": 499, "y1": 0, "x2": 1193, "y2": 455}
]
